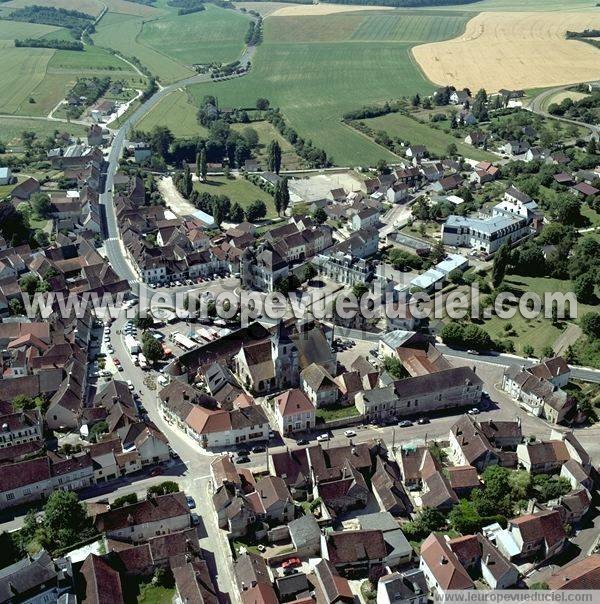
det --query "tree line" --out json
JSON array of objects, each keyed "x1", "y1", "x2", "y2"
[
  {"x1": 323, "y1": 0, "x2": 480, "y2": 7},
  {"x1": 7, "y1": 5, "x2": 95, "y2": 38},
  {"x1": 15, "y1": 38, "x2": 83, "y2": 50},
  {"x1": 245, "y1": 16, "x2": 263, "y2": 46},
  {"x1": 167, "y1": 0, "x2": 206, "y2": 14}
]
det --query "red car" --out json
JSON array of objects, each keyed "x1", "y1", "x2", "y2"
[
  {"x1": 281, "y1": 557, "x2": 301, "y2": 569},
  {"x1": 150, "y1": 466, "x2": 164, "y2": 477},
  {"x1": 113, "y1": 358, "x2": 121, "y2": 366}
]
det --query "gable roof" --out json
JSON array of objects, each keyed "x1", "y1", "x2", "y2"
[{"x1": 420, "y1": 533, "x2": 474, "y2": 590}]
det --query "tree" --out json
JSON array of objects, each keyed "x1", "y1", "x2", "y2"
[
  {"x1": 242, "y1": 127, "x2": 259, "y2": 148},
  {"x1": 147, "y1": 481, "x2": 180, "y2": 497},
  {"x1": 449, "y1": 499, "x2": 482, "y2": 534},
  {"x1": 574, "y1": 273, "x2": 596, "y2": 303},
  {"x1": 195, "y1": 151, "x2": 201, "y2": 178},
  {"x1": 446, "y1": 142, "x2": 458, "y2": 157},
  {"x1": 352, "y1": 282, "x2": 369, "y2": 299},
  {"x1": 9, "y1": 298, "x2": 25, "y2": 316},
  {"x1": 149, "y1": 125, "x2": 173, "y2": 159},
  {"x1": 411, "y1": 93, "x2": 420, "y2": 107},
  {"x1": 267, "y1": 140, "x2": 282, "y2": 174},
  {"x1": 555, "y1": 196, "x2": 582, "y2": 226},
  {"x1": 304, "y1": 263, "x2": 317, "y2": 281},
  {"x1": 43, "y1": 491, "x2": 92, "y2": 551},
  {"x1": 112, "y1": 493, "x2": 138, "y2": 508},
  {"x1": 199, "y1": 147, "x2": 207, "y2": 181},
  {"x1": 523, "y1": 344, "x2": 535, "y2": 357},
  {"x1": 230, "y1": 202, "x2": 244, "y2": 222},
  {"x1": 134, "y1": 314, "x2": 154, "y2": 329},
  {"x1": 492, "y1": 242, "x2": 511, "y2": 288},
  {"x1": 89, "y1": 420, "x2": 108, "y2": 443},
  {"x1": 30, "y1": 193, "x2": 51, "y2": 219},
  {"x1": 471, "y1": 88, "x2": 489, "y2": 121},
  {"x1": 20, "y1": 273, "x2": 47, "y2": 296},
  {"x1": 581, "y1": 312, "x2": 600, "y2": 340},
  {"x1": 0, "y1": 531, "x2": 21, "y2": 569},
  {"x1": 586, "y1": 138, "x2": 597, "y2": 155},
  {"x1": 245, "y1": 199, "x2": 267, "y2": 221},
  {"x1": 383, "y1": 356, "x2": 408, "y2": 379},
  {"x1": 256, "y1": 98, "x2": 269, "y2": 111},
  {"x1": 142, "y1": 333, "x2": 165, "y2": 364},
  {"x1": 12, "y1": 394, "x2": 35, "y2": 411},
  {"x1": 280, "y1": 177, "x2": 290, "y2": 215},
  {"x1": 313, "y1": 207, "x2": 327, "y2": 224}
]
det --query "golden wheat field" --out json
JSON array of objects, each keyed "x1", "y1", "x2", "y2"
[
  {"x1": 412, "y1": 11, "x2": 600, "y2": 92},
  {"x1": 269, "y1": 3, "x2": 395, "y2": 17}
]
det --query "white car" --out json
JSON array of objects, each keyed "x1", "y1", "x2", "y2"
[
  {"x1": 468, "y1": 407, "x2": 480, "y2": 415},
  {"x1": 344, "y1": 430, "x2": 356, "y2": 438},
  {"x1": 316, "y1": 433, "x2": 330, "y2": 442},
  {"x1": 127, "y1": 380, "x2": 134, "y2": 391}
]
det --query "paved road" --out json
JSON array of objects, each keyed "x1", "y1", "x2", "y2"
[{"x1": 528, "y1": 82, "x2": 600, "y2": 140}]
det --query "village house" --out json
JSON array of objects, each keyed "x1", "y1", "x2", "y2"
[
  {"x1": 95, "y1": 492, "x2": 191, "y2": 543},
  {"x1": 321, "y1": 530, "x2": 391, "y2": 575},
  {"x1": 377, "y1": 569, "x2": 429, "y2": 604},
  {"x1": 300, "y1": 363, "x2": 340, "y2": 407},
  {"x1": 274, "y1": 388, "x2": 316, "y2": 435},
  {"x1": 516, "y1": 439, "x2": 570, "y2": 474},
  {"x1": 449, "y1": 415, "x2": 499, "y2": 472},
  {"x1": 546, "y1": 554, "x2": 600, "y2": 590}
]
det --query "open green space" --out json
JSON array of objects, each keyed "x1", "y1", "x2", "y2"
[
  {"x1": 136, "y1": 90, "x2": 209, "y2": 137},
  {"x1": 316, "y1": 404, "x2": 360, "y2": 423},
  {"x1": 193, "y1": 175, "x2": 277, "y2": 217},
  {"x1": 188, "y1": 10, "x2": 471, "y2": 165},
  {"x1": 361, "y1": 112, "x2": 497, "y2": 161},
  {"x1": 0, "y1": 117, "x2": 87, "y2": 146},
  {"x1": 0, "y1": 19, "x2": 63, "y2": 46},
  {"x1": 231, "y1": 120, "x2": 305, "y2": 170},
  {"x1": 478, "y1": 275, "x2": 597, "y2": 356},
  {"x1": 92, "y1": 11, "x2": 195, "y2": 83},
  {"x1": 137, "y1": 583, "x2": 175, "y2": 604},
  {"x1": 140, "y1": 4, "x2": 250, "y2": 66}
]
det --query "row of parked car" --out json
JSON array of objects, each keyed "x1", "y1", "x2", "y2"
[{"x1": 148, "y1": 272, "x2": 237, "y2": 289}]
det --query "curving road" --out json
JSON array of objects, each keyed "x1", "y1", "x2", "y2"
[
  {"x1": 528, "y1": 81, "x2": 600, "y2": 140},
  {"x1": 100, "y1": 36, "x2": 258, "y2": 294}
]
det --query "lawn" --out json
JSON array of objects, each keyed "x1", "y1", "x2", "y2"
[
  {"x1": 140, "y1": 4, "x2": 250, "y2": 66},
  {"x1": 361, "y1": 112, "x2": 498, "y2": 162},
  {"x1": 137, "y1": 583, "x2": 175, "y2": 604},
  {"x1": 92, "y1": 11, "x2": 195, "y2": 83},
  {"x1": 136, "y1": 90, "x2": 209, "y2": 138},
  {"x1": 477, "y1": 275, "x2": 598, "y2": 356},
  {"x1": 188, "y1": 10, "x2": 471, "y2": 166},
  {"x1": 581, "y1": 203, "x2": 600, "y2": 228},
  {"x1": 316, "y1": 404, "x2": 360, "y2": 423},
  {"x1": 193, "y1": 175, "x2": 277, "y2": 218}
]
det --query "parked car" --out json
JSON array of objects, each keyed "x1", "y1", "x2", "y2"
[
  {"x1": 296, "y1": 438, "x2": 309, "y2": 446},
  {"x1": 236, "y1": 456, "x2": 251, "y2": 464},
  {"x1": 252, "y1": 445, "x2": 266, "y2": 454},
  {"x1": 191, "y1": 513, "x2": 200, "y2": 526},
  {"x1": 468, "y1": 407, "x2": 480, "y2": 415},
  {"x1": 257, "y1": 544, "x2": 267, "y2": 553},
  {"x1": 113, "y1": 358, "x2": 121, "y2": 366},
  {"x1": 149, "y1": 466, "x2": 163, "y2": 477},
  {"x1": 282, "y1": 558, "x2": 301, "y2": 569},
  {"x1": 316, "y1": 433, "x2": 329, "y2": 442},
  {"x1": 237, "y1": 449, "x2": 250, "y2": 457},
  {"x1": 398, "y1": 420, "x2": 413, "y2": 428},
  {"x1": 186, "y1": 496, "x2": 196, "y2": 509},
  {"x1": 283, "y1": 568, "x2": 298, "y2": 576},
  {"x1": 344, "y1": 430, "x2": 356, "y2": 438},
  {"x1": 467, "y1": 349, "x2": 479, "y2": 355},
  {"x1": 417, "y1": 417, "x2": 430, "y2": 425},
  {"x1": 268, "y1": 431, "x2": 276, "y2": 440}
]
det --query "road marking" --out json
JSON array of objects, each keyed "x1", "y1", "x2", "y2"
[{"x1": 193, "y1": 474, "x2": 211, "y2": 481}]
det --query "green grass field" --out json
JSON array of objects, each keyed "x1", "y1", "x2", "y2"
[
  {"x1": 193, "y1": 175, "x2": 277, "y2": 217},
  {"x1": 479, "y1": 275, "x2": 597, "y2": 356},
  {"x1": 136, "y1": 90, "x2": 209, "y2": 137},
  {"x1": 92, "y1": 12, "x2": 195, "y2": 83},
  {"x1": 0, "y1": 117, "x2": 86, "y2": 146},
  {"x1": 428, "y1": 0, "x2": 596, "y2": 10},
  {"x1": 361, "y1": 112, "x2": 498, "y2": 161},
  {"x1": 188, "y1": 10, "x2": 471, "y2": 166},
  {"x1": 140, "y1": 4, "x2": 250, "y2": 66}
]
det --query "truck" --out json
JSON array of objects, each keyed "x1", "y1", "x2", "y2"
[
  {"x1": 124, "y1": 334, "x2": 140, "y2": 355},
  {"x1": 138, "y1": 353, "x2": 148, "y2": 370}
]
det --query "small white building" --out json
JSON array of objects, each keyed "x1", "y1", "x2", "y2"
[
  {"x1": 0, "y1": 167, "x2": 12, "y2": 185},
  {"x1": 274, "y1": 388, "x2": 315, "y2": 435}
]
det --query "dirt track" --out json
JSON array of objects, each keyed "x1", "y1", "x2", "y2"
[{"x1": 413, "y1": 11, "x2": 600, "y2": 92}]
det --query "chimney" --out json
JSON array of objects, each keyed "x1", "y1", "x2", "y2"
[
  {"x1": 484, "y1": 554, "x2": 491, "y2": 565},
  {"x1": 440, "y1": 556, "x2": 448, "y2": 565}
]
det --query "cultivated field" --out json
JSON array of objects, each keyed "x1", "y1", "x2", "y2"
[
  {"x1": 189, "y1": 10, "x2": 471, "y2": 166},
  {"x1": 436, "y1": 0, "x2": 596, "y2": 11},
  {"x1": 139, "y1": 4, "x2": 250, "y2": 66},
  {"x1": 136, "y1": 90, "x2": 209, "y2": 137},
  {"x1": 269, "y1": 3, "x2": 395, "y2": 17},
  {"x1": 361, "y1": 113, "x2": 497, "y2": 162},
  {"x1": 413, "y1": 11, "x2": 600, "y2": 92}
]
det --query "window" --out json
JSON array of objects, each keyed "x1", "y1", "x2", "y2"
[{"x1": 6, "y1": 493, "x2": 14, "y2": 500}]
